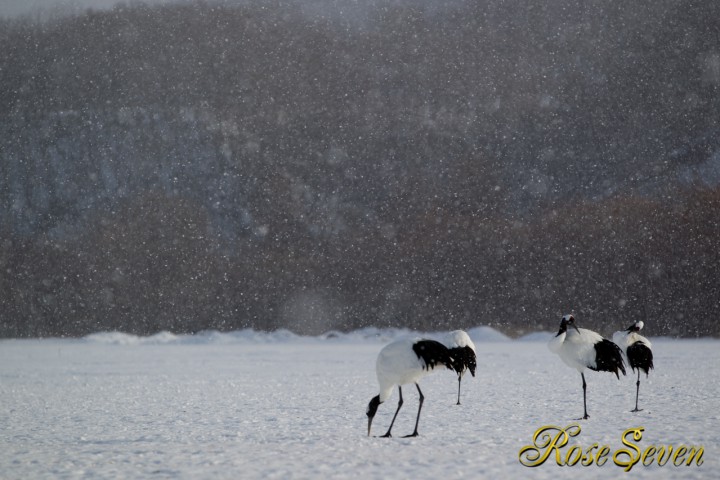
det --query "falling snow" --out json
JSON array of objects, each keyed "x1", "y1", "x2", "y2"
[{"x1": 0, "y1": 1, "x2": 718, "y2": 476}]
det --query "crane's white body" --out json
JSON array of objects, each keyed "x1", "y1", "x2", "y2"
[
  {"x1": 549, "y1": 327, "x2": 604, "y2": 373},
  {"x1": 446, "y1": 330, "x2": 476, "y2": 350},
  {"x1": 376, "y1": 337, "x2": 437, "y2": 403}
]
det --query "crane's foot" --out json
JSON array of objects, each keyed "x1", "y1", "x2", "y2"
[
  {"x1": 631, "y1": 408, "x2": 643, "y2": 413},
  {"x1": 402, "y1": 432, "x2": 419, "y2": 438}
]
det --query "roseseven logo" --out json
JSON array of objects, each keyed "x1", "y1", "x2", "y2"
[{"x1": 519, "y1": 424, "x2": 704, "y2": 470}]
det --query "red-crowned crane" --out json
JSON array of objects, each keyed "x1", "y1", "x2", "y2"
[
  {"x1": 613, "y1": 321, "x2": 654, "y2": 412},
  {"x1": 366, "y1": 336, "x2": 457, "y2": 437},
  {"x1": 445, "y1": 330, "x2": 477, "y2": 405},
  {"x1": 548, "y1": 314, "x2": 626, "y2": 419}
]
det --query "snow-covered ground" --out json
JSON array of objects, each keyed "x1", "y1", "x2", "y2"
[{"x1": 1, "y1": 327, "x2": 717, "y2": 479}]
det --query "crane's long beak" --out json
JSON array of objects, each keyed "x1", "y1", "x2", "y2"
[{"x1": 572, "y1": 324, "x2": 581, "y2": 334}]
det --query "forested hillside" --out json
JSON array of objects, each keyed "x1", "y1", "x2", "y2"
[{"x1": 1, "y1": 1, "x2": 719, "y2": 337}]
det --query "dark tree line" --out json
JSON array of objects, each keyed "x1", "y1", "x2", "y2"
[{"x1": 1, "y1": 1, "x2": 719, "y2": 337}]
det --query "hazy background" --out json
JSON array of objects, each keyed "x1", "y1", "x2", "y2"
[
  {"x1": 0, "y1": 0, "x2": 162, "y2": 18},
  {"x1": 1, "y1": 0, "x2": 719, "y2": 338}
]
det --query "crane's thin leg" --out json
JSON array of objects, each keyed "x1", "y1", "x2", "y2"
[
  {"x1": 632, "y1": 370, "x2": 643, "y2": 412},
  {"x1": 403, "y1": 383, "x2": 424, "y2": 438},
  {"x1": 581, "y1": 373, "x2": 589, "y2": 420},
  {"x1": 380, "y1": 386, "x2": 403, "y2": 438},
  {"x1": 456, "y1": 376, "x2": 462, "y2": 405}
]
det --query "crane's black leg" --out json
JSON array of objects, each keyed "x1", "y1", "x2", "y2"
[
  {"x1": 632, "y1": 370, "x2": 643, "y2": 412},
  {"x1": 380, "y1": 386, "x2": 403, "y2": 438},
  {"x1": 403, "y1": 383, "x2": 424, "y2": 437},
  {"x1": 581, "y1": 373, "x2": 589, "y2": 420},
  {"x1": 456, "y1": 375, "x2": 462, "y2": 405}
]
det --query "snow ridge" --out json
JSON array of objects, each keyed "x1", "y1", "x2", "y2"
[{"x1": 78, "y1": 325, "x2": 517, "y2": 346}]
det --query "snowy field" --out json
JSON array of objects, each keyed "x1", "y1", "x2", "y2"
[{"x1": 1, "y1": 327, "x2": 717, "y2": 479}]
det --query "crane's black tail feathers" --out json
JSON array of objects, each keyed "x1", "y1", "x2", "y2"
[
  {"x1": 591, "y1": 339, "x2": 627, "y2": 378},
  {"x1": 447, "y1": 345, "x2": 477, "y2": 377},
  {"x1": 627, "y1": 341, "x2": 654, "y2": 376},
  {"x1": 412, "y1": 340, "x2": 455, "y2": 372}
]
